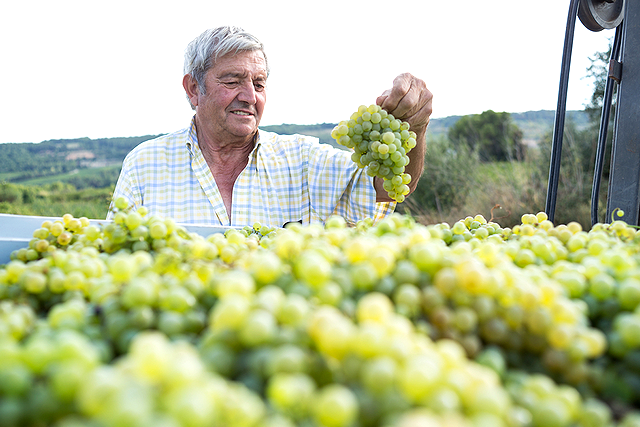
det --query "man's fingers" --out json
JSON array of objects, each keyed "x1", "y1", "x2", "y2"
[
  {"x1": 377, "y1": 73, "x2": 433, "y2": 130},
  {"x1": 377, "y1": 73, "x2": 412, "y2": 114},
  {"x1": 404, "y1": 87, "x2": 433, "y2": 129}
]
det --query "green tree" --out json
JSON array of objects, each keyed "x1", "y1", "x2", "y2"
[
  {"x1": 584, "y1": 42, "x2": 616, "y2": 180},
  {"x1": 447, "y1": 110, "x2": 524, "y2": 162},
  {"x1": 585, "y1": 43, "x2": 615, "y2": 123},
  {"x1": 0, "y1": 182, "x2": 21, "y2": 203}
]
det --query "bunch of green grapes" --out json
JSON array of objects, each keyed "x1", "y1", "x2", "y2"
[
  {"x1": 0, "y1": 327, "x2": 104, "y2": 426},
  {"x1": 6, "y1": 206, "x2": 640, "y2": 425},
  {"x1": 442, "y1": 211, "x2": 640, "y2": 407},
  {"x1": 0, "y1": 300, "x2": 37, "y2": 341},
  {"x1": 240, "y1": 221, "x2": 276, "y2": 239},
  {"x1": 331, "y1": 104, "x2": 416, "y2": 203},
  {"x1": 74, "y1": 331, "x2": 268, "y2": 427}
]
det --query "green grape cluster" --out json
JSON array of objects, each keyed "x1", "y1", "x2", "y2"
[
  {"x1": 428, "y1": 211, "x2": 640, "y2": 404},
  {"x1": 5, "y1": 204, "x2": 640, "y2": 426},
  {"x1": 331, "y1": 104, "x2": 416, "y2": 203}
]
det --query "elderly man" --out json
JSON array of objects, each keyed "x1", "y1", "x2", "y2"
[{"x1": 108, "y1": 26, "x2": 432, "y2": 227}]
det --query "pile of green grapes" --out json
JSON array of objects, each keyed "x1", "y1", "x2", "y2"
[
  {"x1": 3, "y1": 201, "x2": 640, "y2": 427},
  {"x1": 331, "y1": 104, "x2": 416, "y2": 203}
]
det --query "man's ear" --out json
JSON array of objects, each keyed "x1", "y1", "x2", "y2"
[{"x1": 183, "y1": 74, "x2": 199, "y2": 107}]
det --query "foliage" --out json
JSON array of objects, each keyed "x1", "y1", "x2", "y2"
[
  {"x1": 404, "y1": 134, "x2": 479, "y2": 218},
  {"x1": 0, "y1": 181, "x2": 112, "y2": 219},
  {"x1": 412, "y1": 115, "x2": 604, "y2": 230},
  {"x1": 528, "y1": 40, "x2": 615, "y2": 227},
  {"x1": 531, "y1": 119, "x2": 611, "y2": 227},
  {"x1": 585, "y1": 43, "x2": 615, "y2": 124},
  {"x1": 448, "y1": 110, "x2": 525, "y2": 162},
  {"x1": 0, "y1": 182, "x2": 22, "y2": 203},
  {"x1": 16, "y1": 165, "x2": 122, "y2": 190},
  {"x1": 584, "y1": 42, "x2": 616, "y2": 181},
  {"x1": 406, "y1": 41, "x2": 615, "y2": 230}
]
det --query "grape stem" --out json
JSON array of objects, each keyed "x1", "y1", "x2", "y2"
[
  {"x1": 611, "y1": 208, "x2": 623, "y2": 224},
  {"x1": 611, "y1": 207, "x2": 640, "y2": 229},
  {"x1": 489, "y1": 204, "x2": 510, "y2": 223}
]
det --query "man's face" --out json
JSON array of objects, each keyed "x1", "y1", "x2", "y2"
[{"x1": 195, "y1": 49, "x2": 267, "y2": 143}]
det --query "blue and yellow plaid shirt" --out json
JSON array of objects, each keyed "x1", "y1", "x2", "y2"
[{"x1": 108, "y1": 118, "x2": 396, "y2": 227}]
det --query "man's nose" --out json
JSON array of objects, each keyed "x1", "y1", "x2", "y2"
[{"x1": 237, "y1": 81, "x2": 257, "y2": 104}]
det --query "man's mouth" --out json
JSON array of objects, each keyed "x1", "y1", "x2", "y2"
[{"x1": 231, "y1": 110, "x2": 253, "y2": 116}]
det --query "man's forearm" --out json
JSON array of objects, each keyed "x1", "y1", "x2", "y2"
[{"x1": 404, "y1": 125, "x2": 426, "y2": 193}]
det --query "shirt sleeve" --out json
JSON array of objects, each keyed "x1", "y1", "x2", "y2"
[
  {"x1": 306, "y1": 141, "x2": 396, "y2": 225},
  {"x1": 106, "y1": 151, "x2": 143, "y2": 220}
]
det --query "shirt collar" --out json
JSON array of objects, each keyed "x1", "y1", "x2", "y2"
[{"x1": 186, "y1": 115, "x2": 198, "y2": 156}]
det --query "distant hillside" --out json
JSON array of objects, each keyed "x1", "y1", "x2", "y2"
[
  {"x1": 0, "y1": 135, "x2": 161, "y2": 173},
  {"x1": 0, "y1": 135, "x2": 161, "y2": 189},
  {"x1": 428, "y1": 110, "x2": 589, "y2": 143},
  {"x1": 263, "y1": 110, "x2": 590, "y2": 146},
  {"x1": 0, "y1": 109, "x2": 589, "y2": 189}
]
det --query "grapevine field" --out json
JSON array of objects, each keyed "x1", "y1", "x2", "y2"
[{"x1": 2, "y1": 203, "x2": 640, "y2": 427}]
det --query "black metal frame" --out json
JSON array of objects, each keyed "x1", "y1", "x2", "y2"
[
  {"x1": 605, "y1": 1, "x2": 640, "y2": 225},
  {"x1": 591, "y1": 25, "x2": 623, "y2": 225},
  {"x1": 545, "y1": 0, "x2": 581, "y2": 223},
  {"x1": 545, "y1": 0, "x2": 637, "y2": 226}
]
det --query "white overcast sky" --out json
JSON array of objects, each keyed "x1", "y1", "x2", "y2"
[{"x1": 0, "y1": 0, "x2": 613, "y2": 144}]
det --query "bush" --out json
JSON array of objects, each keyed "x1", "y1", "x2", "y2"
[
  {"x1": 0, "y1": 181, "x2": 112, "y2": 219},
  {"x1": 404, "y1": 134, "x2": 479, "y2": 221},
  {"x1": 21, "y1": 187, "x2": 38, "y2": 204},
  {"x1": 0, "y1": 182, "x2": 21, "y2": 203},
  {"x1": 531, "y1": 119, "x2": 605, "y2": 228}
]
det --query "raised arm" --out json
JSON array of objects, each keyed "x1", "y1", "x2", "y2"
[{"x1": 374, "y1": 73, "x2": 432, "y2": 203}]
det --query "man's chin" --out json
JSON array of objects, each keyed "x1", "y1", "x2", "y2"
[
  {"x1": 228, "y1": 123, "x2": 259, "y2": 140},
  {"x1": 223, "y1": 113, "x2": 259, "y2": 133}
]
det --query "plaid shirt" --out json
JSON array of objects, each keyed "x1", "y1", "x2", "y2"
[{"x1": 108, "y1": 118, "x2": 395, "y2": 227}]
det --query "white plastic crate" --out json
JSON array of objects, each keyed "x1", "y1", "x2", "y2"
[{"x1": 0, "y1": 213, "x2": 232, "y2": 265}]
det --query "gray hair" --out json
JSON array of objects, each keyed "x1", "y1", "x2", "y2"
[{"x1": 183, "y1": 26, "x2": 269, "y2": 110}]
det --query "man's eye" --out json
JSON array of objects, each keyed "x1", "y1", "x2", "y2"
[
  {"x1": 222, "y1": 81, "x2": 238, "y2": 87},
  {"x1": 254, "y1": 83, "x2": 265, "y2": 91}
]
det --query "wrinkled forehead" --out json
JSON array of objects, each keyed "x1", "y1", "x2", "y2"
[{"x1": 212, "y1": 50, "x2": 268, "y2": 78}]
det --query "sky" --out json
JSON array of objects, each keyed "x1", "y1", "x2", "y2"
[{"x1": 0, "y1": 0, "x2": 614, "y2": 144}]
